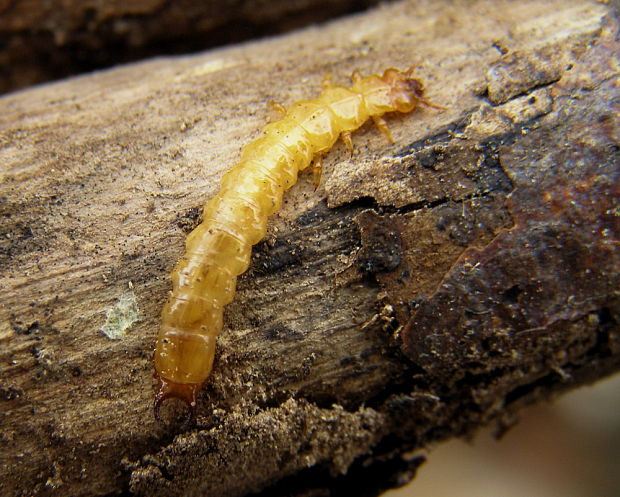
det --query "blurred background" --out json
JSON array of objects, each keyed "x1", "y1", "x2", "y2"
[
  {"x1": 0, "y1": 0, "x2": 381, "y2": 95},
  {"x1": 387, "y1": 373, "x2": 620, "y2": 497}
]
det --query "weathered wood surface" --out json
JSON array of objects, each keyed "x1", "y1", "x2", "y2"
[
  {"x1": 0, "y1": 0, "x2": 381, "y2": 94},
  {"x1": 1, "y1": 1, "x2": 618, "y2": 496}
]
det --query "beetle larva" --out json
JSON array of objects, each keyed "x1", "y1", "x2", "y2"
[{"x1": 154, "y1": 67, "x2": 442, "y2": 422}]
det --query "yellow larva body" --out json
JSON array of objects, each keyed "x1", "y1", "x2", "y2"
[{"x1": 154, "y1": 68, "x2": 437, "y2": 419}]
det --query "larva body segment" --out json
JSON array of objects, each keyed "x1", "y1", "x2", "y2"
[{"x1": 154, "y1": 67, "x2": 436, "y2": 421}]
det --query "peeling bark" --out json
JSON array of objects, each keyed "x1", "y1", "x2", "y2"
[{"x1": 0, "y1": 1, "x2": 618, "y2": 496}]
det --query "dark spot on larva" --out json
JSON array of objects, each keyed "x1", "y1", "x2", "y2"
[{"x1": 175, "y1": 206, "x2": 202, "y2": 233}]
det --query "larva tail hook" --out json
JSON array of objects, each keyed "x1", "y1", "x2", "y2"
[{"x1": 154, "y1": 376, "x2": 200, "y2": 429}]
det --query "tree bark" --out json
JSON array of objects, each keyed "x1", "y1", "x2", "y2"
[{"x1": 0, "y1": 1, "x2": 618, "y2": 496}]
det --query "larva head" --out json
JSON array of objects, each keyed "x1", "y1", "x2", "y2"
[{"x1": 381, "y1": 67, "x2": 426, "y2": 113}]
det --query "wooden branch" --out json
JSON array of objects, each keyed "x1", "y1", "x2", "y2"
[{"x1": 1, "y1": 1, "x2": 618, "y2": 496}]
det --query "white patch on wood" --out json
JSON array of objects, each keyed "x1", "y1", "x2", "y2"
[{"x1": 101, "y1": 291, "x2": 140, "y2": 340}]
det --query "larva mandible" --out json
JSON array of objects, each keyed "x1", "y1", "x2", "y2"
[{"x1": 154, "y1": 67, "x2": 442, "y2": 423}]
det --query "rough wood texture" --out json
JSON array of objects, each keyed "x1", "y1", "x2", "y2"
[
  {"x1": 0, "y1": 0, "x2": 381, "y2": 94},
  {"x1": 1, "y1": 1, "x2": 618, "y2": 496}
]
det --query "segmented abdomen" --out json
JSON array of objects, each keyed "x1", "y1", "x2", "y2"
[{"x1": 154, "y1": 68, "x2": 433, "y2": 418}]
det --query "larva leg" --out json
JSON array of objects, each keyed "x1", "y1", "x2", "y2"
[
  {"x1": 351, "y1": 70, "x2": 362, "y2": 84},
  {"x1": 372, "y1": 115, "x2": 394, "y2": 143},
  {"x1": 322, "y1": 73, "x2": 333, "y2": 89},
  {"x1": 418, "y1": 98, "x2": 449, "y2": 110},
  {"x1": 341, "y1": 131, "x2": 354, "y2": 154},
  {"x1": 268, "y1": 101, "x2": 287, "y2": 120},
  {"x1": 312, "y1": 155, "x2": 323, "y2": 187}
]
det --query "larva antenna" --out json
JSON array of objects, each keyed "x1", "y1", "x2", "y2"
[
  {"x1": 153, "y1": 376, "x2": 200, "y2": 429},
  {"x1": 418, "y1": 98, "x2": 448, "y2": 110}
]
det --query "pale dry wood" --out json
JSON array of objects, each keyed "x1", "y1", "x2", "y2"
[{"x1": 0, "y1": 1, "x2": 618, "y2": 496}]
